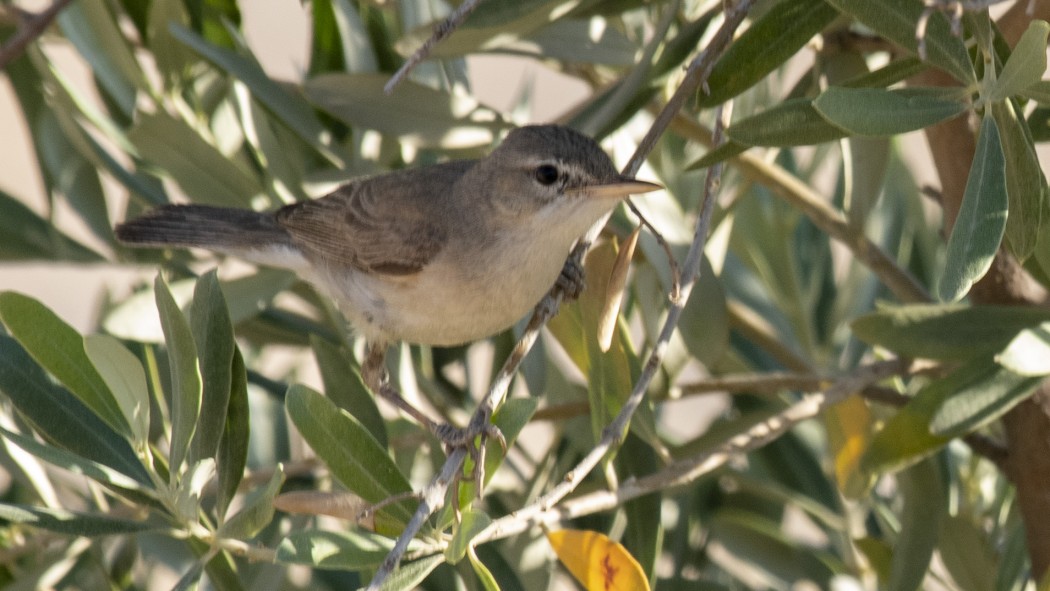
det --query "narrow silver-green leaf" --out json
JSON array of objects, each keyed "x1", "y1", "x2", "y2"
[
  {"x1": 55, "y1": 0, "x2": 146, "y2": 116},
  {"x1": 219, "y1": 464, "x2": 284, "y2": 539},
  {"x1": 990, "y1": 99, "x2": 1049, "y2": 261},
  {"x1": 0, "y1": 190, "x2": 101, "y2": 262},
  {"x1": 311, "y1": 336, "x2": 386, "y2": 446},
  {"x1": 825, "y1": 0, "x2": 976, "y2": 85},
  {"x1": 0, "y1": 334, "x2": 151, "y2": 484},
  {"x1": 83, "y1": 335, "x2": 150, "y2": 445},
  {"x1": 169, "y1": 23, "x2": 343, "y2": 166},
  {"x1": 938, "y1": 116, "x2": 1008, "y2": 301},
  {"x1": 0, "y1": 427, "x2": 152, "y2": 495},
  {"x1": 276, "y1": 529, "x2": 398, "y2": 570},
  {"x1": 304, "y1": 73, "x2": 508, "y2": 148},
  {"x1": 699, "y1": 0, "x2": 839, "y2": 106},
  {"x1": 0, "y1": 292, "x2": 129, "y2": 436},
  {"x1": 285, "y1": 385, "x2": 413, "y2": 534},
  {"x1": 0, "y1": 503, "x2": 156, "y2": 537},
  {"x1": 727, "y1": 98, "x2": 849, "y2": 147},
  {"x1": 851, "y1": 304, "x2": 1050, "y2": 360},
  {"x1": 889, "y1": 459, "x2": 944, "y2": 591},
  {"x1": 814, "y1": 87, "x2": 968, "y2": 136},
  {"x1": 989, "y1": 20, "x2": 1050, "y2": 101},
  {"x1": 1022, "y1": 79, "x2": 1050, "y2": 104},
  {"x1": 216, "y1": 348, "x2": 250, "y2": 520},
  {"x1": 155, "y1": 274, "x2": 202, "y2": 476},
  {"x1": 189, "y1": 271, "x2": 235, "y2": 464},
  {"x1": 127, "y1": 111, "x2": 262, "y2": 208},
  {"x1": 446, "y1": 509, "x2": 492, "y2": 564},
  {"x1": 929, "y1": 361, "x2": 1042, "y2": 436},
  {"x1": 996, "y1": 322, "x2": 1050, "y2": 376}
]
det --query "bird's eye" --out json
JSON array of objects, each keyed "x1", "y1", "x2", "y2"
[{"x1": 534, "y1": 164, "x2": 559, "y2": 186}]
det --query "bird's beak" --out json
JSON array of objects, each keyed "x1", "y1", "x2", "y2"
[{"x1": 567, "y1": 177, "x2": 662, "y2": 199}]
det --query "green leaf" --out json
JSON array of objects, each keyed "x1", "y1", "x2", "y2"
[
  {"x1": 0, "y1": 426, "x2": 152, "y2": 495},
  {"x1": 0, "y1": 292, "x2": 129, "y2": 436},
  {"x1": 127, "y1": 111, "x2": 262, "y2": 208},
  {"x1": 687, "y1": 141, "x2": 748, "y2": 170},
  {"x1": 216, "y1": 348, "x2": 250, "y2": 520},
  {"x1": 938, "y1": 515, "x2": 998, "y2": 591},
  {"x1": 467, "y1": 546, "x2": 501, "y2": 591},
  {"x1": 727, "y1": 98, "x2": 849, "y2": 147},
  {"x1": 285, "y1": 385, "x2": 413, "y2": 534},
  {"x1": 814, "y1": 87, "x2": 968, "y2": 136},
  {"x1": 311, "y1": 336, "x2": 386, "y2": 446},
  {"x1": 996, "y1": 322, "x2": 1050, "y2": 376},
  {"x1": 990, "y1": 99, "x2": 1049, "y2": 261},
  {"x1": 0, "y1": 190, "x2": 101, "y2": 262},
  {"x1": 55, "y1": 0, "x2": 147, "y2": 117},
  {"x1": 276, "y1": 529, "x2": 396, "y2": 569},
  {"x1": 928, "y1": 362, "x2": 1042, "y2": 437},
  {"x1": 888, "y1": 459, "x2": 944, "y2": 591},
  {"x1": 938, "y1": 116, "x2": 1007, "y2": 301},
  {"x1": 304, "y1": 73, "x2": 509, "y2": 149},
  {"x1": 851, "y1": 303, "x2": 1050, "y2": 360},
  {"x1": 219, "y1": 464, "x2": 284, "y2": 539},
  {"x1": 989, "y1": 20, "x2": 1049, "y2": 101},
  {"x1": 379, "y1": 555, "x2": 444, "y2": 591},
  {"x1": 0, "y1": 334, "x2": 150, "y2": 484},
  {"x1": 0, "y1": 503, "x2": 156, "y2": 537},
  {"x1": 824, "y1": 0, "x2": 976, "y2": 85},
  {"x1": 169, "y1": 23, "x2": 343, "y2": 166},
  {"x1": 189, "y1": 271, "x2": 235, "y2": 464},
  {"x1": 699, "y1": 0, "x2": 839, "y2": 107},
  {"x1": 83, "y1": 335, "x2": 150, "y2": 445},
  {"x1": 513, "y1": 19, "x2": 637, "y2": 66},
  {"x1": 1022, "y1": 80, "x2": 1050, "y2": 104},
  {"x1": 708, "y1": 510, "x2": 839, "y2": 587},
  {"x1": 155, "y1": 274, "x2": 202, "y2": 476},
  {"x1": 862, "y1": 360, "x2": 1040, "y2": 474},
  {"x1": 445, "y1": 509, "x2": 492, "y2": 564}
]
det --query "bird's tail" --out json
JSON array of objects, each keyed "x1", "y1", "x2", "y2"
[{"x1": 115, "y1": 204, "x2": 303, "y2": 267}]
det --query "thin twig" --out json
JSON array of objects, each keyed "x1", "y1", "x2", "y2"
[
  {"x1": 474, "y1": 358, "x2": 912, "y2": 544},
  {"x1": 0, "y1": 0, "x2": 76, "y2": 70},
  {"x1": 365, "y1": 2, "x2": 755, "y2": 586},
  {"x1": 384, "y1": 0, "x2": 485, "y2": 94}
]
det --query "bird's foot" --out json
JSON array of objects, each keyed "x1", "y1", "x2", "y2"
[
  {"x1": 434, "y1": 407, "x2": 506, "y2": 495},
  {"x1": 555, "y1": 258, "x2": 586, "y2": 301}
]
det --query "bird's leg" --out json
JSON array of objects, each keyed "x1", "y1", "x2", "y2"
[
  {"x1": 362, "y1": 343, "x2": 444, "y2": 433},
  {"x1": 363, "y1": 343, "x2": 505, "y2": 491}
]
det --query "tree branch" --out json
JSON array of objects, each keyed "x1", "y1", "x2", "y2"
[{"x1": 0, "y1": 0, "x2": 75, "y2": 70}]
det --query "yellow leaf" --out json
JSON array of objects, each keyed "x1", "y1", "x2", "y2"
[
  {"x1": 825, "y1": 395, "x2": 874, "y2": 497},
  {"x1": 547, "y1": 529, "x2": 650, "y2": 591}
]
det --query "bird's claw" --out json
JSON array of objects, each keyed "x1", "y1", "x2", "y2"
[{"x1": 555, "y1": 258, "x2": 586, "y2": 301}]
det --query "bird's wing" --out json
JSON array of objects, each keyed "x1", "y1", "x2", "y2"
[{"x1": 275, "y1": 162, "x2": 470, "y2": 275}]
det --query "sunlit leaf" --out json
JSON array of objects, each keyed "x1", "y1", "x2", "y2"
[
  {"x1": 304, "y1": 73, "x2": 508, "y2": 148},
  {"x1": 188, "y1": 271, "x2": 235, "y2": 464},
  {"x1": 889, "y1": 459, "x2": 944, "y2": 591},
  {"x1": 990, "y1": 99, "x2": 1049, "y2": 261},
  {"x1": 0, "y1": 292, "x2": 129, "y2": 435},
  {"x1": 276, "y1": 529, "x2": 398, "y2": 569},
  {"x1": 547, "y1": 529, "x2": 650, "y2": 591},
  {"x1": 996, "y1": 322, "x2": 1050, "y2": 376},
  {"x1": 155, "y1": 274, "x2": 202, "y2": 476},
  {"x1": 445, "y1": 509, "x2": 491, "y2": 564},
  {"x1": 311, "y1": 336, "x2": 386, "y2": 446},
  {"x1": 814, "y1": 87, "x2": 968, "y2": 136},
  {"x1": 83, "y1": 335, "x2": 150, "y2": 445},
  {"x1": 989, "y1": 20, "x2": 1049, "y2": 101},
  {"x1": 285, "y1": 385, "x2": 413, "y2": 534},
  {"x1": 851, "y1": 303, "x2": 1050, "y2": 360},
  {"x1": 0, "y1": 334, "x2": 150, "y2": 485},
  {"x1": 0, "y1": 503, "x2": 157, "y2": 537},
  {"x1": 825, "y1": 0, "x2": 976, "y2": 84},
  {"x1": 219, "y1": 464, "x2": 284, "y2": 539},
  {"x1": 699, "y1": 0, "x2": 838, "y2": 106},
  {"x1": 727, "y1": 98, "x2": 849, "y2": 147},
  {"x1": 938, "y1": 116, "x2": 1007, "y2": 301}
]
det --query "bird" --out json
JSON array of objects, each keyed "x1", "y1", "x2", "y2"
[{"x1": 115, "y1": 124, "x2": 660, "y2": 439}]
